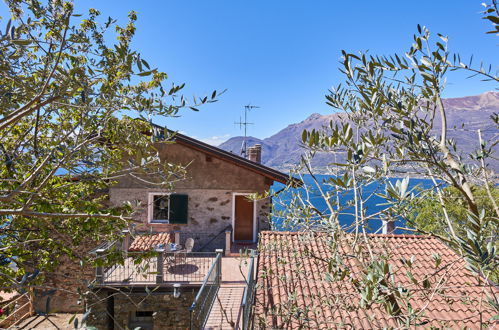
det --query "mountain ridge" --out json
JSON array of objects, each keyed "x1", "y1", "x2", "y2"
[{"x1": 219, "y1": 92, "x2": 499, "y2": 171}]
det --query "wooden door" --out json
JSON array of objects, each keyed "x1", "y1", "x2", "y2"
[{"x1": 234, "y1": 195, "x2": 254, "y2": 241}]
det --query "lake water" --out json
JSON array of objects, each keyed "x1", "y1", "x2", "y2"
[{"x1": 271, "y1": 175, "x2": 436, "y2": 234}]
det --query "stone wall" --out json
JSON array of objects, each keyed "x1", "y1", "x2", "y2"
[
  {"x1": 110, "y1": 142, "x2": 275, "y2": 246},
  {"x1": 32, "y1": 140, "x2": 277, "y2": 315},
  {"x1": 257, "y1": 197, "x2": 272, "y2": 233},
  {"x1": 111, "y1": 188, "x2": 235, "y2": 235},
  {"x1": 87, "y1": 288, "x2": 197, "y2": 329},
  {"x1": 111, "y1": 188, "x2": 272, "y2": 249},
  {"x1": 33, "y1": 240, "x2": 96, "y2": 314},
  {"x1": 114, "y1": 142, "x2": 272, "y2": 191}
]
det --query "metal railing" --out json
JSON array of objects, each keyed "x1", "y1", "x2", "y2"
[
  {"x1": 179, "y1": 231, "x2": 226, "y2": 252},
  {"x1": 189, "y1": 250, "x2": 222, "y2": 329},
  {"x1": 197, "y1": 225, "x2": 232, "y2": 252},
  {"x1": 96, "y1": 251, "x2": 217, "y2": 285},
  {"x1": 240, "y1": 250, "x2": 256, "y2": 330}
]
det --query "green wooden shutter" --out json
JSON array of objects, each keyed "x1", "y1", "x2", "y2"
[{"x1": 169, "y1": 194, "x2": 188, "y2": 224}]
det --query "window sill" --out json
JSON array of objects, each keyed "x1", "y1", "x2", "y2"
[{"x1": 148, "y1": 222, "x2": 188, "y2": 226}]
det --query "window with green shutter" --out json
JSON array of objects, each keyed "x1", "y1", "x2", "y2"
[
  {"x1": 169, "y1": 194, "x2": 188, "y2": 224},
  {"x1": 149, "y1": 193, "x2": 188, "y2": 224}
]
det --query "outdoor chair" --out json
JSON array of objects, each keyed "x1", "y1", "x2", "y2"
[
  {"x1": 184, "y1": 238, "x2": 195, "y2": 253},
  {"x1": 175, "y1": 238, "x2": 195, "y2": 266}
]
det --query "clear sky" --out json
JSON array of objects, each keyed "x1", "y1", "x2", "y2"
[{"x1": 1, "y1": 1, "x2": 497, "y2": 144}]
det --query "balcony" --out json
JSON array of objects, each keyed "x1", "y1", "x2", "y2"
[
  {"x1": 90, "y1": 240, "x2": 259, "y2": 329},
  {"x1": 90, "y1": 230, "x2": 258, "y2": 329},
  {"x1": 95, "y1": 251, "x2": 218, "y2": 286}
]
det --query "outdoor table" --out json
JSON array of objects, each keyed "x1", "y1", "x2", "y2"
[
  {"x1": 165, "y1": 244, "x2": 182, "y2": 252},
  {"x1": 158, "y1": 244, "x2": 183, "y2": 266}
]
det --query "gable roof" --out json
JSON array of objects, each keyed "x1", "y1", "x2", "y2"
[
  {"x1": 150, "y1": 123, "x2": 300, "y2": 185},
  {"x1": 256, "y1": 231, "x2": 497, "y2": 329}
]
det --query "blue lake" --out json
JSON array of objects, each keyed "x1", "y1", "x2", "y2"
[{"x1": 271, "y1": 175, "x2": 436, "y2": 234}]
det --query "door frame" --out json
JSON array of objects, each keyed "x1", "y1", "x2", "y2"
[{"x1": 231, "y1": 192, "x2": 257, "y2": 242}]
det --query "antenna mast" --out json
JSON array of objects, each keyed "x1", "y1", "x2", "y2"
[{"x1": 235, "y1": 104, "x2": 259, "y2": 158}]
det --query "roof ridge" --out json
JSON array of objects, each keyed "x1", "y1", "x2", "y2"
[
  {"x1": 260, "y1": 231, "x2": 434, "y2": 240},
  {"x1": 366, "y1": 233, "x2": 434, "y2": 239},
  {"x1": 146, "y1": 123, "x2": 301, "y2": 186}
]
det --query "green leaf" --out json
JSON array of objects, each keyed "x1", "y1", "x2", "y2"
[
  {"x1": 137, "y1": 69, "x2": 155, "y2": 76},
  {"x1": 11, "y1": 39, "x2": 33, "y2": 46},
  {"x1": 406, "y1": 271, "x2": 417, "y2": 284},
  {"x1": 362, "y1": 166, "x2": 376, "y2": 174},
  {"x1": 437, "y1": 33, "x2": 448, "y2": 43},
  {"x1": 420, "y1": 57, "x2": 432, "y2": 67},
  {"x1": 141, "y1": 59, "x2": 150, "y2": 70},
  {"x1": 484, "y1": 15, "x2": 499, "y2": 24}
]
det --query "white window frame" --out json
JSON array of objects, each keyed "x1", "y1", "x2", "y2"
[
  {"x1": 148, "y1": 192, "x2": 171, "y2": 224},
  {"x1": 231, "y1": 192, "x2": 257, "y2": 243}
]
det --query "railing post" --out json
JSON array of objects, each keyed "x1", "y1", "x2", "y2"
[
  {"x1": 95, "y1": 250, "x2": 104, "y2": 284},
  {"x1": 225, "y1": 230, "x2": 231, "y2": 256},
  {"x1": 122, "y1": 229, "x2": 130, "y2": 254},
  {"x1": 215, "y1": 249, "x2": 223, "y2": 284},
  {"x1": 156, "y1": 249, "x2": 164, "y2": 284},
  {"x1": 174, "y1": 230, "x2": 181, "y2": 245}
]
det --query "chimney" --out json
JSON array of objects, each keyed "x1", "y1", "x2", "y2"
[
  {"x1": 247, "y1": 144, "x2": 262, "y2": 163},
  {"x1": 382, "y1": 220, "x2": 395, "y2": 234}
]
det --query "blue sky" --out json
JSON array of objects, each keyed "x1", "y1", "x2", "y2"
[{"x1": 1, "y1": 1, "x2": 497, "y2": 144}]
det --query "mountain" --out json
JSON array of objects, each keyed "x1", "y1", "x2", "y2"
[{"x1": 219, "y1": 92, "x2": 499, "y2": 172}]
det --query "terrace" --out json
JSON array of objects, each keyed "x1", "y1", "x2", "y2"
[
  {"x1": 96, "y1": 251, "x2": 217, "y2": 286},
  {"x1": 90, "y1": 231, "x2": 257, "y2": 329},
  {"x1": 92, "y1": 227, "x2": 259, "y2": 283}
]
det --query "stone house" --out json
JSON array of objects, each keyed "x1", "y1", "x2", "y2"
[
  {"x1": 110, "y1": 128, "x2": 292, "y2": 251},
  {"x1": 82, "y1": 128, "x2": 296, "y2": 329}
]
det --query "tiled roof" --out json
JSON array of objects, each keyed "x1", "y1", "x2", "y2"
[
  {"x1": 255, "y1": 231, "x2": 498, "y2": 329},
  {"x1": 128, "y1": 233, "x2": 173, "y2": 252}
]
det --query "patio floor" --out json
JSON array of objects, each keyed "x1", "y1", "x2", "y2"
[{"x1": 220, "y1": 256, "x2": 250, "y2": 283}]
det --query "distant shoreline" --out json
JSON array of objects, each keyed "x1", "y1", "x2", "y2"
[
  {"x1": 276, "y1": 168, "x2": 432, "y2": 180},
  {"x1": 276, "y1": 167, "x2": 496, "y2": 185}
]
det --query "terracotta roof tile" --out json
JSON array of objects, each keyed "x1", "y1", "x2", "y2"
[
  {"x1": 255, "y1": 231, "x2": 498, "y2": 329},
  {"x1": 128, "y1": 232, "x2": 173, "y2": 252}
]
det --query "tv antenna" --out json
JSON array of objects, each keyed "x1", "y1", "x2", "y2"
[{"x1": 235, "y1": 104, "x2": 259, "y2": 157}]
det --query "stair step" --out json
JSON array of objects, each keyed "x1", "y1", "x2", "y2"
[{"x1": 204, "y1": 286, "x2": 245, "y2": 330}]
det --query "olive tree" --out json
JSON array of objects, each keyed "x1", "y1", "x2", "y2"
[
  {"x1": 264, "y1": 4, "x2": 498, "y2": 328},
  {"x1": 0, "y1": 0, "x2": 218, "y2": 301}
]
